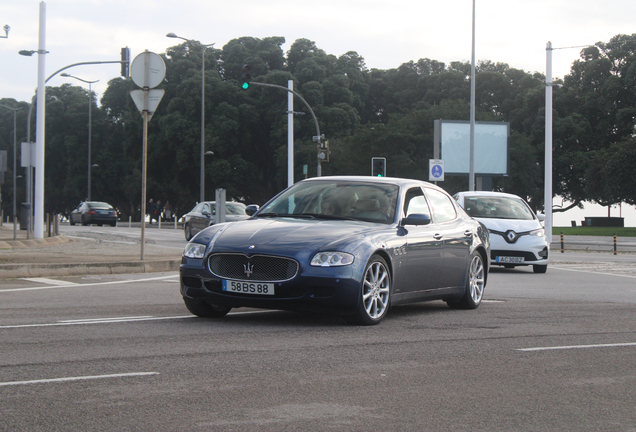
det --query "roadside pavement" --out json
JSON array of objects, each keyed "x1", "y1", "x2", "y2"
[
  {"x1": 0, "y1": 224, "x2": 181, "y2": 279},
  {"x1": 1, "y1": 222, "x2": 635, "y2": 280}
]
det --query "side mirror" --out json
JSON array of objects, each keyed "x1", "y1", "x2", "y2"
[
  {"x1": 401, "y1": 213, "x2": 431, "y2": 226},
  {"x1": 537, "y1": 213, "x2": 546, "y2": 222},
  {"x1": 245, "y1": 204, "x2": 260, "y2": 216}
]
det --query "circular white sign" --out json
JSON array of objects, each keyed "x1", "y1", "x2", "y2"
[{"x1": 130, "y1": 51, "x2": 166, "y2": 89}]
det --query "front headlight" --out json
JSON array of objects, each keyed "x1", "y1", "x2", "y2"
[
  {"x1": 183, "y1": 243, "x2": 206, "y2": 259},
  {"x1": 310, "y1": 252, "x2": 355, "y2": 267},
  {"x1": 529, "y1": 228, "x2": 545, "y2": 237}
]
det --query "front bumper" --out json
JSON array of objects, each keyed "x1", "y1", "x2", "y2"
[
  {"x1": 489, "y1": 235, "x2": 549, "y2": 265},
  {"x1": 179, "y1": 257, "x2": 362, "y2": 315}
]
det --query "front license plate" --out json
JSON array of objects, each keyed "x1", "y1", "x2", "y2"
[
  {"x1": 222, "y1": 280, "x2": 275, "y2": 295},
  {"x1": 496, "y1": 256, "x2": 524, "y2": 264}
]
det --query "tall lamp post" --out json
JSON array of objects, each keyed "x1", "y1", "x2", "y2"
[
  {"x1": 60, "y1": 73, "x2": 99, "y2": 201},
  {"x1": 0, "y1": 103, "x2": 20, "y2": 240},
  {"x1": 166, "y1": 32, "x2": 214, "y2": 203}
]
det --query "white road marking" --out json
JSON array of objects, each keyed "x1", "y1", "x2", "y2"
[
  {"x1": 0, "y1": 372, "x2": 159, "y2": 387},
  {"x1": 20, "y1": 278, "x2": 80, "y2": 285},
  {"x1": 0, "y1": 274, "x2": 179, "y2": 293},
  {"x1": 0, "y1": 315, "x2": 194, "y2": 329},
  {"x1": 551, "y1": 266, "x2": 636, "y2": 279},
  {"x1": 0, "y1": 310, "x2": 277, "y2": 329},
  {"x1": 518, "y1": 342, "x2": 636, "y2": 352},
  {"x1": 58, "y1": 316, "x2": 154, "y2": 323}
]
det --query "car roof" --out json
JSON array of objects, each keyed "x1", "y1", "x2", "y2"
[
  {"x1": 300, "y1": 175, "x2": 440, "y2": 190},
  {"x1": 201, "y1": 201, "x2": 246, "y2": 206},
  {"x1": 455, "y1": 191, "x2": 524, "y2": 200}
]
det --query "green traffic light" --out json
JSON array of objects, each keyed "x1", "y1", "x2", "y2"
[
  {"x1": 242, "y1": 82, "x2": 250, "y2": 89},
  {"x1": 377, "y1": 174, "x2": 383, "y2": 177}
]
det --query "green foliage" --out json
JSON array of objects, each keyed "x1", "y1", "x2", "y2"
[{"x1": 6, "y1": 34, "x2": 636, "y2": 221}]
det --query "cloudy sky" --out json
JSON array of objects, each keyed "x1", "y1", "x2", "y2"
[{"x1": 2, "y1": 0, "x2": 636, "y2": 105}]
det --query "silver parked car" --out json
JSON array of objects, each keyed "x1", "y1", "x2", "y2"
[
  {"x1": 454, "y1": 191, "x2": 549, "y2": 273},
  {"x1": 183, "y1": 201, "x2": 251, "y2": 240}
]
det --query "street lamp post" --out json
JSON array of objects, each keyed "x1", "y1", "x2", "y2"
[
  {"x1": 61, "y1": 73, "x2": 99, "y2": 201},
  {"x1": 0, "y1": 103, "x2": 20, "y2": 240},
  {"x1": 166, "y1": 33, "x2": 214, "y2": 203}
]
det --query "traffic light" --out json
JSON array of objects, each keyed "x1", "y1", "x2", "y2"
[
  {"x1": 371, "y1": 157, "x2": 386, "y2": 177},
  {"x1": 240, "y1": 64, "x2": 252, "y2": 89},
  {"x1": 120, "y1": 47, "x2": 130, "y2": 78}
]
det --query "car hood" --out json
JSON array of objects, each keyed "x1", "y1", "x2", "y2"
[
  {"x1": 474, "y1": 218, "x2": 542, "y2": 233},
  {"x1": 207, "y1": 217, "x2": 383, "y2": 255}
]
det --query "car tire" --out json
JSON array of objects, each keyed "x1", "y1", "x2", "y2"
[
  {"x1": 81, "y1": 215, "x2": 88, "y2": 226},
  {"x1": 533, "y1": 264, "x2": 548, "y2": 274},
  {"x1": 69, "y1": 217, "x2": 75, "y2": 226},
  {"x1": 184, "y1": 224, "x2": 193, "y2": 241},
  {"x1": 447, "y1": 250, "x2": 485, "y2": 310},
  {"x1": 345, "y1": 255, "x2": 391, "y2": 326},
  {"x1": 110, "y1": 222, "x2": 117, "y2": 227},
  {"x1": 183, "y1": 297, "x2": 231, "y2": 318}
]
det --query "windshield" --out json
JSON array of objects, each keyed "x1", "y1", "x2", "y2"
[
  {"x1": 463, "y1": 196, "x2": 535, "y2": 220},
  {"x1": 258, "y1": 181, "x2": 399, "y2": 224}
]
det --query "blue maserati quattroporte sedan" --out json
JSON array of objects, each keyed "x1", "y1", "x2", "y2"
[{"x1": 179, "y1": 176, "x2": 490, "y2": 325}]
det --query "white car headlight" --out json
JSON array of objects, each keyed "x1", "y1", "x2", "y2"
[
  {"x1": 183, "y1": 243, "x2": 206, "y2": 259},
  {"x1": 310, "y1": 252, "x2": 355, "y2": 267},
  {"x1": 529, "y1": 228, "x2": 545, "y2": 237}
]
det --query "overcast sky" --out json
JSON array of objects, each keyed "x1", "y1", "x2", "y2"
[{"x1": 2, "y1": 0, "x2": 636, "y2": 105}]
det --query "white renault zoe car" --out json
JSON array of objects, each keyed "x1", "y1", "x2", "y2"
[{"x1": 454, "y1": 191, "x2": 549, "y2": 273}]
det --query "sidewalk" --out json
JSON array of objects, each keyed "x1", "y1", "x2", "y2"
[
  {"x1": 0, "y1": 224, "x2": 181, "y2": 279},
  {"x1": 1, "y1": 223, "x2": 634, "y2": 280}
]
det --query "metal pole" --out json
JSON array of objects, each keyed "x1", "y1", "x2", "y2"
[
  {"x1": 469, "y1": 0, "x2": 476, "y2": 192},
  {"x1": 288, "y1": 80, "x2": 294, "y2": 187},
  {"x1": 34, "y1": 1, "x2": 46, "y2": 239},
  {"x1": 200, "y1": 45, "x2": 205, "y2": 203},
  {"x1": 140, "y1": 50, "x2": 150, "y2": 260},
  {"x1": 545, "y1": 41, "x2": 553, "y2": 243},
  {"x1": 12, "y1": 109, "x2": 16, "y2": 240},
  {"x1": 88, "y1": 81, "x2": 92, "y2": 200}
]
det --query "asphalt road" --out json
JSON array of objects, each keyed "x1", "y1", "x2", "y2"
[{"x1": 1, "y1": 261, "x2": 635, "y2": 431}]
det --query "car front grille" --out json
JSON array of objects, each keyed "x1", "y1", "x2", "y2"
[{"x1": 208, "y1": 254, "x2": 299, "y2": 282}]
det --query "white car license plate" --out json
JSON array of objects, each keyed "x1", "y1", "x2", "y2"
[
  {"x1": 496, "y1": 256, "x2": 524, "y2": 264},
  {"x1": 222, "y1": 280, "x2": 275, "y2": 295}
]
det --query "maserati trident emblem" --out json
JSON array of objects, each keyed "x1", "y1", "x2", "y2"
[{"x1": 244, "y1": 262, "x2": 254, "y2": 278}]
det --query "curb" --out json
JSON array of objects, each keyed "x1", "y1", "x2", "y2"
[{"x1": 0, "y1": 259, "x2": 181, "y2": 279}]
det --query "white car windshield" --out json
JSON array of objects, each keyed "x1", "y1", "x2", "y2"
[{"x1": 464, "y1": 196, "x2": 535, "y2": 220}]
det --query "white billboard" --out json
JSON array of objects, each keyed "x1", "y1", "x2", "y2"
[{"x1": 437, "y1": 120, "x2": 509, "y2": 176}]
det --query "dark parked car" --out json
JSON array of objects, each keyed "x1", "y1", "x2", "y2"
[
  {"x1": 180, "y1": 176, "x2": 490, "y2": 325},
  {"x1": 183, "y1": 201, "x2": 251, "y2": 240},
  {"x1": 69, "y1": 201, "x2": 118, "y2": 226}
]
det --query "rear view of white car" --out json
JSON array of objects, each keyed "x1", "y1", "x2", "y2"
[{"x1": 454, "y1": 191, "x2": 549, "y2": 273}]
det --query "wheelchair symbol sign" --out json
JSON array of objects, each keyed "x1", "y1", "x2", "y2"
[{"x1": 429, "y1": 159, "x2": 444, "y2": 181}]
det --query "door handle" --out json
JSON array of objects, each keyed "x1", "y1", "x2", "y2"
[
  {"x1": 464, "y1": 230, "x2": 473, "y2": 237},
  {"x1": 433, "y1": 233, "x2": 443, "y2": 240}
]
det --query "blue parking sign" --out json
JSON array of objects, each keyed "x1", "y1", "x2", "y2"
[{"x1": 429, "y1": 159, "x2": 444, "y2": 181}]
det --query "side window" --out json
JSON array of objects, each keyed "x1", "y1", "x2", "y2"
[
  {"x1": 403, "y1": 187, "x2": 431, "y2": 218},
  {"x1": 425, "y1": 188, "x2": 457, "y2": 223},
  {"x1": 201, "y1": 203, "x2": 210, "y2": 214}
]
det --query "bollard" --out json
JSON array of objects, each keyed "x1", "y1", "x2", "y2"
[
  {"x1": 129, "y1": 215, "x2": 132, "y2": 228},
  {"x1": 560, "y1": 232, "x2": 564, "y2": 253},
  {"x1": 158, "y1": 216, "x2": 161, "y2": 229},
  {"x1": 614, "y1": 234, "x2": 617, "y2": 255},
  {"x1": 174, "y1": 217, "x2": 178, "y2": 230}
]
